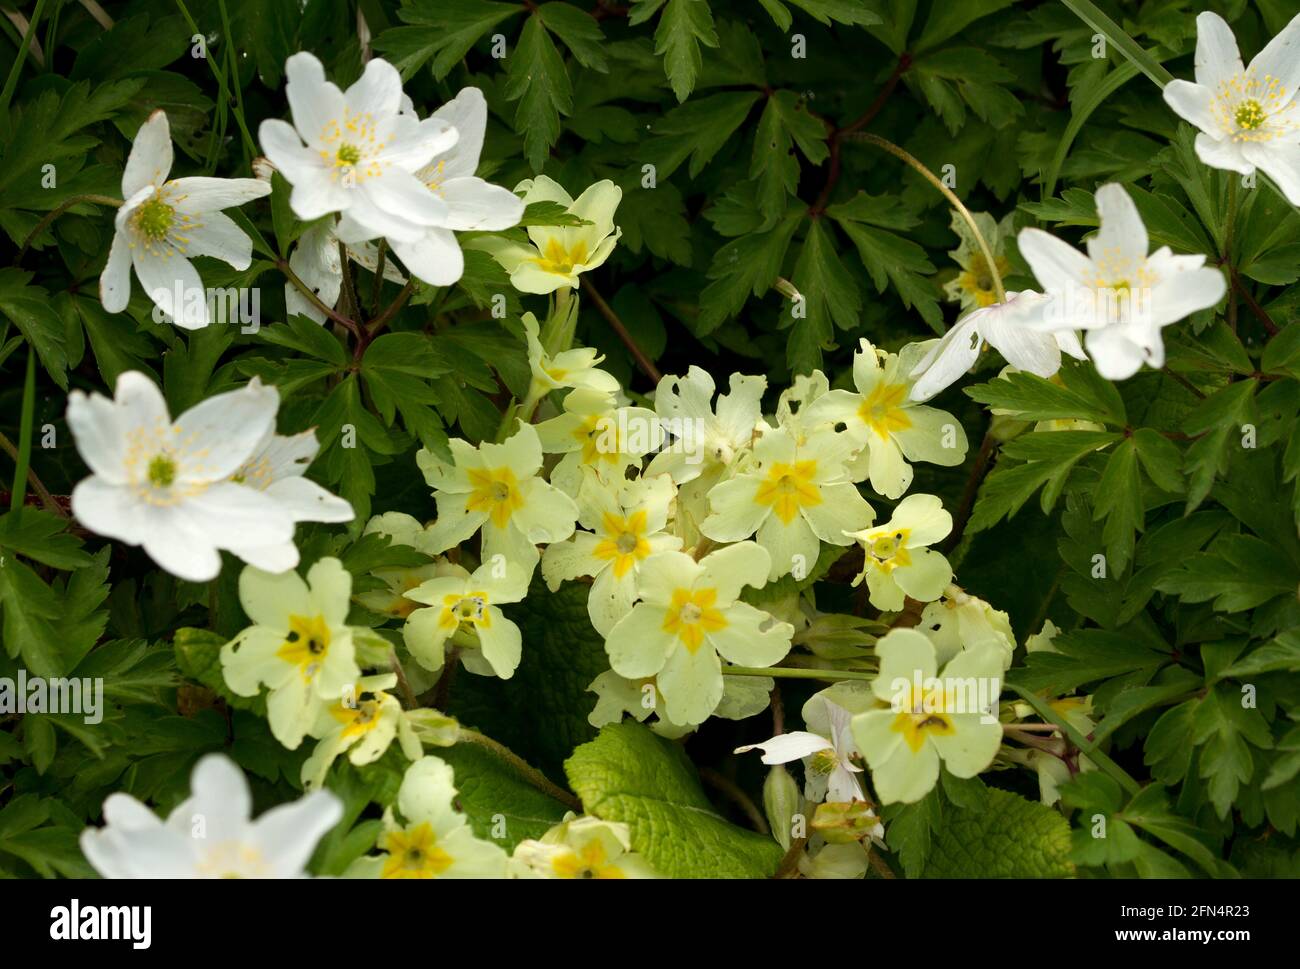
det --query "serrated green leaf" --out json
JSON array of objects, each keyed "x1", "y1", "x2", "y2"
[{"x1": 566, "y1": 722, "x2": 783, "y2": 878}]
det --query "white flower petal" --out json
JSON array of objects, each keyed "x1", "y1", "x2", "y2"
[{"x1": 123, "y1": 110, "x2": 173, "y2": 198}]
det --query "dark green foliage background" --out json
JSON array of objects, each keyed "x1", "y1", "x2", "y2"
[{"x1": 1, "y1": 0, "x2": 1299, "y2": 878}]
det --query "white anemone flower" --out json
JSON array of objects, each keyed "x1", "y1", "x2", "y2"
[
  {"x1": 100, "y1": 111, "x2": 270, "y2": 329},
  {"x1": 223, "y1": 427, "x2": 355, "y2": 572},
  {"x1": 1163, "y1": 11, "x2": 1300, "y2": 204},
  {"x1": 907, "y1": 292, "x2": 1086, "y2": 402},
  {"x1": 65, "y1": 372, "x2": 297, "y2": 582},
  {"x1": 258, "y1": 52, "x2": 458, "y2": 242},
  {"x1": 385, "y1": 87, "x2": 525, "y2": 286},
  {"x1": 735, "y1": 694, "x2": 866, "y2": 804},
  {"x1": 1017, "y1": 183, "x2": 1226, "y2": 380},
  {"x1": 80, "y1": 754, "x2": 341, "y2": 878}
]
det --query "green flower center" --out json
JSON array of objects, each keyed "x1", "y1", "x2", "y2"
[
  {"x1": 148, "y1": 454, "x2": 177, "y2": 488},
  {"x1": 1235, "y1": 99, "x2": 1266, "y2": 130},
  {"x1": 336, "y1": 143, "x2": 362, "y2": 166},
  {"x1": 135, "y1": 197, "x2": 175, "y2": 241}
]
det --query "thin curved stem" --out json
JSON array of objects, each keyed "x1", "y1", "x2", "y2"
[
  {"x1": 17, "y1": 194, "x2": 122, "y2": 264},
  {"x1": 581, "y1": 277, "x2": 662, "y2": 384},
  {"x1": 457, "y1": 729, "x2": 582, "y2": 811},
  {"x1": 0, "y1": 428, "x2": 65, "y2": 517},
  {"x1": 276, "y1": 258, "x2": 362, "y2": 336},
  {"x1": 848, "y1": 132, "x2": 1006, "y2": 304}
]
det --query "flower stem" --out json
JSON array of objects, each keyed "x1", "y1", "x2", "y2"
[
  {"x1": 726, "y1": 665, "x2": 876, "y2": 682},
  {"x1": 17, "y1": 194, "x2": 122, "y2": 264},
  {"x1": 581, "y1": 276, "x2": 662, "y2": 384},
  {"x1": 276, "y1": 258, "x2": 362, "y2": 337},
  {"x1": 848, "y1": 132, "x2": 1006, "y2": 303},
  {"x1": 457, "y1": 729, "x2": 582, "y2": 811}
]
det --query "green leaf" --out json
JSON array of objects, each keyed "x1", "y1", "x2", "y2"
[
  {"x1": 438, "y1": 743, "x2": 570, "y2": 850},
  {"x1": 649, "y1": 0, "x2": 719, "y2": 102},
  {"x1": 0, "y1": 509, "x2": 91, "y2": 570},
  {"x1": 0, "y1": 269, "x2": 68, "y2": 390},
  {"x1": 517, "y1": 199, "x2": 592, "y2": 227},
  {"x1": 921, "y1": 786, "x2": 1074, "y2": 877},
  {"x1": 1181, "y1": 379, "x2": 1257, "y2": 512},
  {"x1": 646, "y1": 91, "x2": 762, "y2": 181},
  {"x1": 0, "y1": 548, "x2": 109, "y2": 677},
  {"x1": 565, "y1": 722, "x2": 783, "y2": 878},
  {"x1": 751, "y1": 91, "x2": 828, "y2": 223},
  {"x1": 697, "y1": 209, "x2": 802, "y2": 334},
  {"x1": 1092, "y1": 437, "x2": 1142, "y2": 576},
  {"x1": 832, "y1": 217, "x2": 942, "y2": 329},
  {"x1": 1010, "y1": 626, "x2": 1170, "y2": 696},
  {"x1": 504, "y1": 15, "x2": 572, "y2": 171},
  {"x1": 966, "y1": 367, "x2": 1125, "y2": 426},
  {"x1": 968, "y1": 431, "x2": 1120, "y2": 533},
  {"x1": 376, "y1": 0, "x2": 524, "y2": 80},
  {"x1": 787, "y1": 219, "x2": 861, "y2": 374},
  {"x1": 1155, "y1": 534, "x2": 1299, "y2": 612},
  {"x1": 537, "y1": 1, "x2": 609, "y2": 71},
  {"x1": 1058, "y1": 0, "x2": 1174, "y2": 88},
  {"x1": 447, "y1": 576, "x2": 611, "y2": 778}
]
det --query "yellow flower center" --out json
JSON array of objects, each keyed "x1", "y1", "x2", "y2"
[
  {"x1": 466, "y1": 466, "x2": 525, "y2": 529},
  {"x1": 276, "y1": 614, "x2": 332, "y2": 679},
  {"x1": 532, "y1": 236, "x2": 589, "y2": 275},
  {"x1": 958, "y1": 253, "x2": 1010, "y2": 307},
  {"x1": 858, "y1": 382, "x2": 912, "y2": 437},
  {"x1": 439, "y1": 592, "x2": 491, "y2": 632},
  {"x1": 380, "y1": 823, "x2": 454, "y2": 879},
  {"x1": 148, "y1": 453, "x2": 177, "y2": 487},
  {"x1": 662, "y1": 587, "x2": 727, "y2": 653},
  {"x1": 575, "y1": 415, "x2": 622, "y2": 464},
  {"x1": 134, "y1": 196, "x2": 175, "y2": 240},
  {"x1": 1234, "y1": 99, "x2": 1266, "y2": 130},
  {"x1": 593, "y1": 511, "x2": 651, "y2": 579},
  {"x1": 551, "y1": 839, "x2": 624, "y2": 879},
  {"x1": 867, "y1": 528, "x2": 911, "y2": 573},
  {"x1": 317, "y1": 109, "x2": 387, "y2": 182},
  {"x1": 1212, "y1": 71, "x2": 1294, "y2": 143},
  {"x1": 891, "y1": 708, "x2": 956, "y2": 752},
  {"x1": 754, "y1": 459, "x2": 821, "y2": 524},
  {"x1": 332, "y1": 691, "x2": 385, "y2": 739},
  {"x1": 808, "y1": 747, "x2": 839, "y2": 775}
]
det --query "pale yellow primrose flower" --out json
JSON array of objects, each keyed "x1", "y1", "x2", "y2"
[
  {"x1": 851, "y1": 628, "x2": 1004, "y2": 805},
  {"x1": 943, "y1": 210, "x2": 1014, "y2": 311},
  {"x1": 522, "y1": 312, "x2": 620, "y2": 399},
  {"x1": 474, "y1": 175, "x2": 622, "y2": 293},
  {"x1": 845, "y1": 493, "x2": 953, "y2": 612},
  {"x1": 354, "y1": 512, "x2": 456, "y2": 619},
  {"x1": 918, "y1": 584, "x2": 1017, "y2": 670},
  {"x1": 511, "y1": 814, "x2": 659, "y2": 879},
  {"x1": 701, "y1": 425, "x2": 873, "y2": 581},
  {"x1": 347, "y1": 756, "x2": 507, "y2": 879},
  {"x1": 803, "y1": 339, "x2": 968, "y2": 500},
  {"x1": 603, "y1": 542, "x2": 794, "y2": 726},
  {"x1": 536, "y1": 388, "x2": 664, "y2": 497},
  {"x1": 645, "y1": 366, "x2": 766, "y2": 545},
  {"x1": 300, "y1": 673, "x2": 422, "y2": 789},
  {"x1": 220, "y1": 558, "x2": 360, "y2": 749},
  {"x1": 417, "y1": 422, "x2": 578, "y2": 574},
  {"x1": 402, "y1": 558, "x2": 530, "y2": 679},
  {"x1": 586, "y1": 669, "x2": 774, "y2": 738},
  {"x1": 542, "y1": 472, "x2": 682, "y2": 636}
]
